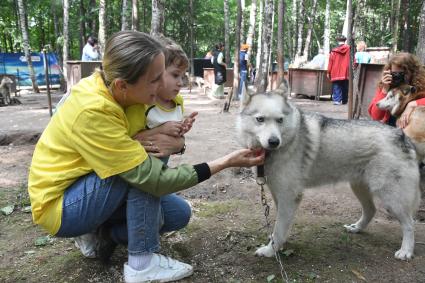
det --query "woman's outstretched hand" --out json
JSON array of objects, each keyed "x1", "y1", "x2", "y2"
[{"x1": 207, "y1": 148, "x2": 266, "y2": 175}]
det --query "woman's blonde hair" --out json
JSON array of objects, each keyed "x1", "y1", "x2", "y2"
[
  {"x1": 99, "y1": 31, "x2": 165, "y2": 87},
  {"x1": 379, "y1": 52, "x2": 425, "y2": 92}
]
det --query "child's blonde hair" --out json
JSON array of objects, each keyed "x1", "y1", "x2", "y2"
[
  {"x1": 157, "y1": 36, "x2": 189, "y2": 69},
  {"x1": 356, "y1": 41, "x2": 367, "y2": 52}
]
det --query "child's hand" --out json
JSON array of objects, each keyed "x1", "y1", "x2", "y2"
[
  {"x1": 160, "y1": 121, "x2": 184, "y2": 137},
  {"x1": 182, "y1": 112, "x2": 198, "y2": 135}
]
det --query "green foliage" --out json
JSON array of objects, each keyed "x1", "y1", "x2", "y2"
[{"x1": 0, "y1": 0, "x2": 422, "y2": 62}]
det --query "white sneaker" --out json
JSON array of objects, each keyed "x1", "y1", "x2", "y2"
[
  {"x1": 74, "y1": 233, "x2": 98, "y2": 258},
  {"x1": 124, "y1": 254, "x2": 193, "y2": 283}
]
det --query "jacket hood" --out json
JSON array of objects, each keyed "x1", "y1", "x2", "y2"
[{"x1": 333, "y1": 44, "x2": 350, "y2": 54}]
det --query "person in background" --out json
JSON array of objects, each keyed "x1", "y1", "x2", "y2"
[
  {"x1": 368, "y1": 52, "x2": 425, "y2": 127},
  {"x1": 211, "y1": 42, "x2": 227, "y2": 98},
  {"x1": 327, "y1": 35, "x2": 350, "y2": 105},
  {"x1": 238, "y1": 44, "x2": 250, "y2": 100},
  {"x1": 82, "y1": 36, "x2": 101, "y2": 61},
  {"x1": 354, "y1": 41, "x2": 371, "y2": 66},
  {"x1": 28, "y1": 31, "x2": 264, "y2": 283},
  {"x1": 309, "y1": 48, "x2": 326, "y2": 69}
]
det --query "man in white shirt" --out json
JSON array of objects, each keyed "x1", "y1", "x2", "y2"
[{"x1": 81, "y1": 36, "x2": 101, "y2": 61}]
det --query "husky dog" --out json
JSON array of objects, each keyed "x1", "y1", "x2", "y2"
[
  {"x1": 376, "y1": 85, "x2": 425, "y2": 161},
  {"x1": 237, "y1": 81, "x2": 421, "y2": 260},
  {"x1": 0, "y1": 76, "x2": 13, "y2": 105}
]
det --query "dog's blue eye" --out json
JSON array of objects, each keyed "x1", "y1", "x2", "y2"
[
  {"x1": 276, "y1": 118, "x2": 284, "y2": 123},
  {"x1": 256, "y1": 117, "x2": 264, "y2": 123}
]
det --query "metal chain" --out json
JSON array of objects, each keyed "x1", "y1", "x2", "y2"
[{"x1": 258, "y1": 179, "x2": 289, "y2": 282}]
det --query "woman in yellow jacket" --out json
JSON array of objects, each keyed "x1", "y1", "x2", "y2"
[{"x1": 28, "y1": 31, "x2": 264, "y2": 283}]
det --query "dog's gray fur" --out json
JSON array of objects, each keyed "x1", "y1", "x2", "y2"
[
  {"x1": 237, "y1": 81, "x2": 421, "y2": 260},
  {"x1": 0, "y1": 76, "x2": 13, "y2": 105}
]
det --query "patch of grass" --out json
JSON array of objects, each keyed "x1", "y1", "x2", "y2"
[{"x1": 196, "y1": 200, "x2": 245, "y2": 218}]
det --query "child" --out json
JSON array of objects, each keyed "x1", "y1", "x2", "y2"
[{"x1": 126, "y1": 36, "x2": 198, "y2": 162}]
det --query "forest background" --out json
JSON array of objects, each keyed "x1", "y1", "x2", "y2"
[{"x1": 2, "y1": 0, "x2": 425, "y2": 83}]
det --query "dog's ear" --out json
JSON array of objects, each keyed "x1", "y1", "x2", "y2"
[{"x1": 273, "y1": 79, "x2": 290, "y2": 98}]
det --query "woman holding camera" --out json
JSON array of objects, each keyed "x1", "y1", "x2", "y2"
[{"x1": 368, "y1": 52, "x2": 425, "y2": 127}]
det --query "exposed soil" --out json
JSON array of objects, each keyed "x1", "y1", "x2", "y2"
[{"x1": 1, "y1": 89, "x2": 425, "y2": 283}]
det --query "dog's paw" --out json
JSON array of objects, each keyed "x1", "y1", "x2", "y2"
[
  {"x1": 344, "y1": 223, "x2": 362, "y2": 233},
  {"x1": 255, "y1": 245, "x2": 275, "y2": 257},
  {"x1": 395, "y1": 249, "x2": 414, "y2": 261}
]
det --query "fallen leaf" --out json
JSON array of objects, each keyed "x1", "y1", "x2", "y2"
[
  {"x1": 1, "y1": 205, "x2": 15, "y2": 216},
  {"x1": 282, "y1": 249, "x2": 294, "y2": 257},
  {"x1": 35, "y1": 236, "x2": 51, "y2": 246},
  {"x1": 266, "y1": 274, "x2": 275, "y2": 282},
  {"x1": 351, "y1": 269, "x2": 366, "y2": 281}
]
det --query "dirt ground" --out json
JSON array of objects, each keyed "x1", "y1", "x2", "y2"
[{"x1": 1, "y1": 88, "x2": 425, "y2": 283}]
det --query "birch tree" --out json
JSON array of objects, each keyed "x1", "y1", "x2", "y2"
[
  {"x1": 302, "y1": 0, "x2": 318, "y2": 60},
  {"x1": 132, "y1": 0, "x2": 139, "y2": 31},
  {"x1": 231, "y1": 0, "x2": 242, "y2": 106},
  {"x1": 277, "y1": 0, "x2": 285, "y2": 86},
  {"x1": 240, "y1": 0, "x2": 246, "y2": 44},
  {"x1": 98, "y1": 0, "x2": 106, "y2": 55},
  {"x1": 224, "y1": 0, "x2": 231, "y2": 65},
  {"x1": 295, "y1": 0, "x2": 304, "y2": 57},
  {"x1": 255, "y1": 0, "x2": 273, "y2": 92},
  {"x1": 79, "y1": 0, "x2": 86, "y2": 57},
  {"x1": 292, "y1": 0, "x2": 298, "y2": 56},
  {"x1": 246, "y1": 0, "x2": 257, "y2": 61},
  {"x1": 151, "y1": 0, "x2": 164, "y2": 36},
  {"x1": 121, "y1": 0, "x2": 129, "y2": 31},
  {"x1": 323, "y1": 0, "x2": 331, "y2": 55},
  {"x1": 17, "y1": 0, "x2": 39, "y2": 92},
  {"x1": 392, "y1": 0, "x2": 401, "y2": 52},
  {"x1": 63, "y1": 0, "x2": 69, "y2": 89},
  {"x1": 416, "y1": 0, "x2": 425, "y2": 64},
  {"x1": 255, "y1": 0, "x2": 263, "y2": 74}
]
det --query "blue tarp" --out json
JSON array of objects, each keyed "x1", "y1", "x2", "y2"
[{"x1": 0, "y1": 52, "x2": 62, "y2": 86}]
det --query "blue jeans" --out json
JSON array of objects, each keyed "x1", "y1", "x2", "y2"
[
  {"x1": 238, "y1": 70, "x2": 248, "y2": 99},
  {"x1": 332, "y1": 80, "x2": 348, "y2": 104},
  {"x1": 55, "y1": 172, "x2": 191, "y2": 255}
]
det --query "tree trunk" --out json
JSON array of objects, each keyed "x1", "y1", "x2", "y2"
[
  {"x1": 121, "y1": 0, "x2": 129, "y2": 31},
  {"x1": 132, "y1": 0, "x2": 139, "y2": 31},
  {"x1": 51, "y1": 0, "x2": 62, "y2": 67},
  {"x1": 392, "y1": 0, "x2": 401, "y2": 52},
  {"x1": 255, "y1": 0, "x2": 273, "y2": 92},
  {"x1": 151, "y1": 0, "x2": 164, "y2": 36},
  {"x1": 189, "y1": 0, "x2": 194, "y2": 80},
  {"x1": 342, "y1": 0, "x2": 349, "y2": 37},
  {"x1": 416, "y1": 0, "x2": 425, "y2": 64},
  {"x1": 302, "y1": 0, "x2": 318, "y2": 60},
  {"x1": 323, "y1": 0, "x2": 330, "y2": 55},
  {"x1": 346, "y1": 0, "x2": 354, "y2": 119},
  {"x1": 240, "y1": 0, "x2": 246, "y2": 44},
  {"x1": 63, "y1": 0, "x2": 70, "y2": 90},
  {"x1": 229, "y1": 0, "x2": 242, "y2": 107},
  {"x1": 246, "y1": 0, "x2": 257, "y2": 61},
  {"x1": 98, "y1": 0, "x2": 106, "y2": 55},
  {"x1": 277, "y1": 0, "x2": 285, "y2": 87},
  {"x1": 17, "y1": 0, "x2": 39, "y2": 92},
  {"x1": 292, "y1": 0, "x2": 298, "y2": 57},
  {"x1": 89, "y1": 0, "x2": 97, "y2": 33},
  {"x1": 79, "y1": 0, "x2": 86, "y2": 57},
  {"x1": 255, "y1": 0, "x2": 263, "y2": 74},
  {"x1": 224, "y1": 0, "x2": 231, "y2": 66},
  {"x1": 401, "y1": 0, "x2": 411, "y2": 52},
  {"x1": 295, "y1": 0, "x2": 305, "y2": 57}
]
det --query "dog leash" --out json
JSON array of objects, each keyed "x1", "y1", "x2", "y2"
[{"x1": 256, "y1": 165, "x2": 289, "y2": 282}]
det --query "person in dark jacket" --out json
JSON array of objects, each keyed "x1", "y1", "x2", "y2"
[
  {"x1": 211, "y1": 42, "x2": 227, "y2": 98},
  {"x1": 327, "y1": 35, "x2": 350, "y2": 105},
  {"x1": 238, "y1": 44, "x2": 250, "y2": 100}
]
